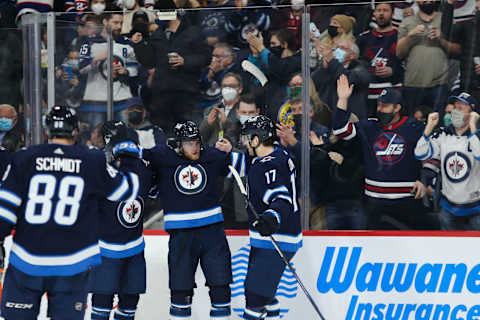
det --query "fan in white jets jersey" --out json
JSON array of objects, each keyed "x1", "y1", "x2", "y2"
[{"x1": 415, "y1": 92, "x2": 480, "y2": 229}]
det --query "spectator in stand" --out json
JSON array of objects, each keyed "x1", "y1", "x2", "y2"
[
  {"x1": 196, "y1": 0, "x2": 230, "y2": 47},
  {"x1": 78, "y1": 11, "x2": 139, "y2": 128},
  {"x1": 313, "y1": 39, "x2": 371, "y2": 120},
  {"x1": 198, "y1": 43, "x2": 239, "y2": 109},
  {"x1": 131, "y1": 2, "x2": 210, "y2": 136},
  {"x1": 273, "y1": 73, "x2": 330, "y2": 128},
  {"x1": 89, "y1": 0, "x2": 107, "y2": 16},
  {"x1": 415, "y1": 93, "x2": 480, "y2": 230},
  {"x1": 199, "y1": 73, "x2": 244, "y2": 146},
  {"x1": 0, "y1": 104, "x2": 20, "y2": 146},
  {"x1": 396, "y1": 0, "x2": 460, "y2": 115},
  {"x1": 224, "y1": 0, "x2": 272, "y2": 48},
  {"x1": 87, "y1": 122, "x2": 105, "y2": 149},
  {"x1": 0, "y1": 3, "x2": 22, "y2": 108},
  {"x1": 276, "y1": 97, "x2": 329, "y2": 156},
  {"x1": 224, "y1": 93, "x2": 260, "y2": 149},
  {"x1": 333, "y1": 75, "x2": 437, "y2": 230},
  {"x1": 357, "y1": 1, "x2": 403, "y2": 118},
  {"x1": 271, "y1": 0, "x2": 305, "y2": 50},
  {"x1": 246, "y1": 28, "x2": 301, "y2": 113},
  {"x1": 125, "y1": 97, "x2": 166, "y2": 149},
  {"x1": 413, "y1": 105, "x2": 432, "y2": 122},
  {"x1": 392, "y1": 1, "x2": 418, "y2": 29},
  {"x1": 451, "y1": 0, "x2": 480, "y2": 105},
  {"x1": 316, "y1": 14, "x2": 356, "y2": 49},
  {"x1": 309, "y1": 119, "x2": 366, "y2": 230},
  {"x1": 56, "y1": 50, "x2": 84, "y2": 109},
  {"x1": 121, "y1": 0, "x2": 156, "y2": 35}
]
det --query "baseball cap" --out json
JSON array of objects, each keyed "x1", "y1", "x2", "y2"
[
  {"x1": 126, "y1": 97, "x2": 145, "y2": 109},
  {"x1": 378, "y1": 88, "x2": 403, "y2": 106},
  {"x1": 448, "y1": 92, "x2": 477, "y2": 111}
]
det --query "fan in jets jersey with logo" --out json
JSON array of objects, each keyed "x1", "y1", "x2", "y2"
[
  {"x1": 333, "y1": 108, "x2": 425, "y2": 204},
  {"x1": 415, "y1": 126, "x2": 480, "y2": 215},
  {"x1": 0, "y1": 144, "x2": 141, "y2": 277},
  {"x1": 79, "y1": 35, "x2": 138, "y2": 110},
  {"x1": 143, "y1": 145, "x2": 245, "y2": 230}
]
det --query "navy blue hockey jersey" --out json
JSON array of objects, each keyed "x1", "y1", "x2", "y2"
[
  {"x1": 357, "y1": 29, "x2": 403, "y2": 101},
  {"x1": 247, "y1": 146, "x2": 302, "y2": 252},
  {"x1": 143, "y1": 145, "x2": 245, "y2": 230},
  {"x1": 0, "y1": 144, "x2": 140, "y2": 277},
  {"x1": 98, "y1": 159, "x2": 152, "y2": 259},
  {"x1": 333, "y1": 109, "x2": 424, "y2": 202}
]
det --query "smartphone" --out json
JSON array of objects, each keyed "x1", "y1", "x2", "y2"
[
  {"x1": 310, "y1": 22, "x2": 321, "y2": 39},
  {"x1": 62, "y1": 64, "x2": 73, "y2": 80}
]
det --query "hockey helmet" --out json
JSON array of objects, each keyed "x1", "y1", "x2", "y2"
[
  {"x1": 241, "y1": 115, "x2": 276, "y2": 143},
  {"x1": 45, "y1": 105, "x2": 79, "y2": 139},
  {"x1": 174, "y1": 121, "x2": 201, "y2": 143}
]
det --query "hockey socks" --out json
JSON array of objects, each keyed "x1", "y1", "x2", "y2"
[
  {"x1": 265, "y1": 299, "x2": 280, "y2": 319},
  {"x1": 91, "y1": 306, "x2": 112, "y2": 319},
  {"x1": 170, "y1": 303, "x2": 192, "y2": 319},
  {"x1": 114, "y1": 294, "x2": 140, "y2": 320},
  {"x1": 243, "y1": 306, "x2": 267, "y2": 320},
  {"x1": 210, "y1": 302, "x2": 231, "y2": 319}
]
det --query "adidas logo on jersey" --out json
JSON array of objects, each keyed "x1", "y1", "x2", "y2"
[{"x1": 54, "y1": 148, "x2": 64, "y2": 155}]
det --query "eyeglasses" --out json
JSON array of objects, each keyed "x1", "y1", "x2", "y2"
[{"x1": 213, "y1": 54, "x2": 230, "y2": 60}]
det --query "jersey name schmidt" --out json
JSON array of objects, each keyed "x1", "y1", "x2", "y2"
[{"x1": 36, "y1": 157, "x2": 82, "y2": 174}]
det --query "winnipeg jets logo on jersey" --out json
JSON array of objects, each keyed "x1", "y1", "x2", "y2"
[
  {"x1": 444, "y1": 151, "x2": 471, "y2": 183},
  {"x1": 174, "y1": 164, "x2": 207, "y2": 195},
  {"x1": 260, "y1": 156, "x2": 275, "y2": 163},
  {"x1": 374, "y1": 133, "x2": 406, "y2": 165},
  {"x1": 117, "y1": 197, "x2": 144, "y2": 228}
]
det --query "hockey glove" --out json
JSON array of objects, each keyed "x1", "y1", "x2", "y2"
[
  {"x1": 253, "y1": 212, "x2": 280, "y2": 237},
  {"x1": 103, "y1": 121, "x2": 141, "y2": 159}
]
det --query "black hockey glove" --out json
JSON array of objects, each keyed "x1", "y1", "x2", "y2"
[
  {"x1": 253, "y1": 212, "x2": 279, "y2": 237},
  {"x1": 102, "y1": 121, "x2": 141, "y2": 159}
]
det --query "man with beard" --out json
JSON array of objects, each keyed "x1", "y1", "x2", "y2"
[
  {"x1": 357, "y1": 1, "x2": 403, "y2": 118},
  {"x1": 142, "y1": 121, "x2": 245, "y2": 319},
  {"x1": 396, "y1": 0, "x2": 459, "y2": 115},
  {"x1": 333, "y1": 75, "x2": 439, "y2": 230},
  {"x1": 78, "y1": 10, "x2": 139, "y2": 128}
]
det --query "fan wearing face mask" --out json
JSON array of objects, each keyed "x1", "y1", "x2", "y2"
[
  {"x1": 415, "y1": 92, "x2": 480, "y2": 230},
  {"x1": 125, "y1": 97, "x2": 166, "y2": 149},
  {"x1": 312, "y1": 38, "x2": 371, "y2": 120},
  {"x1": 333, "y1": 75, "x2": 440, "y2": 230},
  {"x1": 121, "y1": 0, "x2": 156, "y2": 35},
  {"x1": 396, "y1": 0, "x2": 460, "y2": 115},
  {"x1": 199, "y1": 73, "x2": 244, "y2": 146}
]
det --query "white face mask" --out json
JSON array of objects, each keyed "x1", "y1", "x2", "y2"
[
  {"x1": 451, "y1": 109, "x2": 466, "y2": 128},
  {"x1": 91, "y1": 3, "x2": 106, "y2": 15},
  {"x1": 123, "y1": 0, "x2": 136, "y2": 9},
  {"x1": 222, "y1": 87, "x2": 238, "y2": 102}
]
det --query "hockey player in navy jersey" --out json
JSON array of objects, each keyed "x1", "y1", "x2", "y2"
[
  {"x1": 333, "y1": 75, "x2": 437, "y2": 229},
  {"x1": 415, "y1": 93, "x2": 480, "y2": 229},
  {"x1": 89, "y1": 121, "x2": 152, "y2": 320},
  {"x1": 142, "y1": 121, "x2": 245, "y2": 319},
  {"x1": 240, "y1": 115, "x2": 302, "y2": 320},
  {"x1": 0, "y1": 106, "x2": 143, "y2": 320}
]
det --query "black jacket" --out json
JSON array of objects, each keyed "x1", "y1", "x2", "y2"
[
  {"x1": 312, "y1": 58, "x2": 371, "y2": 120},
  {"x1": 132, "y1": 19, "x2": 210, "y2": 94}
]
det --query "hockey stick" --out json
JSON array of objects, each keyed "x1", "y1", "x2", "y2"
[{"x1": 228, "y1": 165, "x2": 326, "y2": 320}]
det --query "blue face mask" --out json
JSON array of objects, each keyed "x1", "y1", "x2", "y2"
[
  {"x1": 0, "y1": 118, "x2": 13, "y2": 132},
  {"x1": 333, "y1": 48, "x2": 347, "y2": 64}
]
